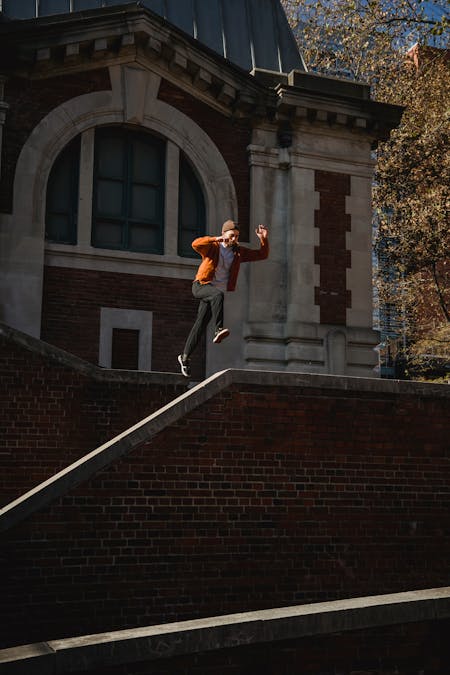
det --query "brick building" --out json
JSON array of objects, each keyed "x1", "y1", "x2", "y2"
[
  {"x1": 0, "y1": 0, "x2": 403, "y2": 379},
  {"x1": 1, "y1": 7, "x2": 449, "y2": 672}
]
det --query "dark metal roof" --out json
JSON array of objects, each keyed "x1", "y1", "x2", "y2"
[{"x1": 0, "y1": 0, "x2": 306, "y2": 73}]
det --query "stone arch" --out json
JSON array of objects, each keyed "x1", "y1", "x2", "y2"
[{"x1": 12, "y1": 68, "x2": 237, "y2": 233}]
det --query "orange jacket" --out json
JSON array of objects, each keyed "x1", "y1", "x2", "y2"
[{"x1": 192, "y1": 236, "x2": 269, "y2": 291}]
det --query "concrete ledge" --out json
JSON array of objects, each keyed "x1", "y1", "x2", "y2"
[{"x1": 1, "y1": 587, "x2": 449, "y2": 673}]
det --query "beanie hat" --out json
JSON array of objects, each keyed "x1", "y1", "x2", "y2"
[{"x1": 222, "y1": 220, "x2": 239, "y2": 234}]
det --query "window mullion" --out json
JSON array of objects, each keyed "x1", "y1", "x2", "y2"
[
  {"x1": 78, "y1": 128, "x2": 94, "y2": 247},
  {"x1": 165, "y1": 141, "x2": 179, "y2": 256}
]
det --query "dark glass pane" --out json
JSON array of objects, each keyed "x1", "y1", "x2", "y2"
[
  {"x1": 47, "y1": 157, "x2": 72, "y2": 211},
  {"x1": 46, "y1": 136, "x2": 80, "y2": 244},
  {"x1": 178, "y1": 229, "x2": 195, "y2": 257},
  {"x1": 132, "y1": 141, "x2": 160, "y2": 184},
  {"x1": 180, "y1": 176, "x2": 199, "y2": 225},
  {"x1": 97, "y1": 180, "x2": 123, "y2": 216},
  {"x1": 97, "y1": 136, "x2": 124, "y2": 179},
  {"x1": 131, "y1": 185, "x2": 157, "y2": 221},
  {"x1": 129, "y1": 224, "x2": 160, "y2": 252},
  {"x1": 46, "y1": 214, "x2": 70, "y2": 242},
  {"x1": 178, "y1": 155, "x2": 205, "y2": 257},
  {"x1": 94, "y1": 221, "x2": 123, "y2": 248}
]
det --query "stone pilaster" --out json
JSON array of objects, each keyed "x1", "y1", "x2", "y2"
[{"x1": 245, "y1": 129, "x2": 291, "y2": 368}]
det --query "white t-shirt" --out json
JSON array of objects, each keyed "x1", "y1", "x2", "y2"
[{"x1": 211, "y1": 243, "x2": 235, "y2": 292}]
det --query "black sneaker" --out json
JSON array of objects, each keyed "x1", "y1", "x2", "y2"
[
  {"x1": 213, "y1": 327, "x2": 230, "y2": 344},
  {"x1": 177, "y1": 354, "x2": 191, "y2": 378}
]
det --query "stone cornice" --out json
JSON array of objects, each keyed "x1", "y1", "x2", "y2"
[
  {"x1": 275, "y1": 82, "x2": 404, "y2": 143},
  {"x1": 0, "y1": 3, "x2": 276, "y2": 120}
]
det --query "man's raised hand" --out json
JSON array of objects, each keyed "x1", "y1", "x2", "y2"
[{"x1": 255, "y1": 224, "x2": 268, "y2": 240}]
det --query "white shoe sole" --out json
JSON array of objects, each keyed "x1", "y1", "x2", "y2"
[
  {"x1": 177, "y1": 354, "x2": 190, "y2": 377},
  {"x1": 213, "y1": 328, "x2": 230, "y2": 344}
]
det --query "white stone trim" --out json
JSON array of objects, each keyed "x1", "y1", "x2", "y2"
[
  {"x1": 99, "y1": 307, "x2": 153, "y2": 370},
  {"x1": 44, "y1": 245, "x2": 198, "y2": 279}
]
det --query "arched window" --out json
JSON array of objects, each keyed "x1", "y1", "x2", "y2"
[
  {"x1": 45, "y1": 136, "x2": 80, "y2": 244},
  {"x1": 92, "y1": 127, "x2": 166, "y2": 254},
  {"x1": 178, "y1": 155, "x2": 206, "y2": 257},
  {"x1": 44, "y1": 127, "x2": 207, "y2": 256}
]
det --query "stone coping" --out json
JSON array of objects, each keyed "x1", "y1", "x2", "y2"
[
  {"x1": 1, "y1": 587, "x2": 449, "y2": 673},
  {"x1": 1, "y1": 321, "x2": 449, "y2": 532}
]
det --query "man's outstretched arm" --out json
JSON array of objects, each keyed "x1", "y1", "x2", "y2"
[{"x1": 240, "y1": 224, "x2": 269, "y2": 262}]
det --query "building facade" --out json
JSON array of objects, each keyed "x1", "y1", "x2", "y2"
[{"x1": 0, "y1": 0, "x2": 402, "y2": 378}]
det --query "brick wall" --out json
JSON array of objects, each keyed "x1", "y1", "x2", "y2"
[
  {"x1": 41, "y1": 265, "x2": 206, "y2": 379},
  {"x1": 314, "y1": 170, "x2": 352, "y2": 325},
  {"x1": 2, "y1": 361, "x2": 449, "y2": 648},
  {"x1": 0, "y1": 69, "x2": 110, "y2": 213},
  {"x1": 0, "y1": 335, "x2": 186, "y2": 505}
]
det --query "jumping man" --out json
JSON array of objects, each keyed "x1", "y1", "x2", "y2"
[{"x1": 178, "y1": 220, "x2": 269, "y2": 377}]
